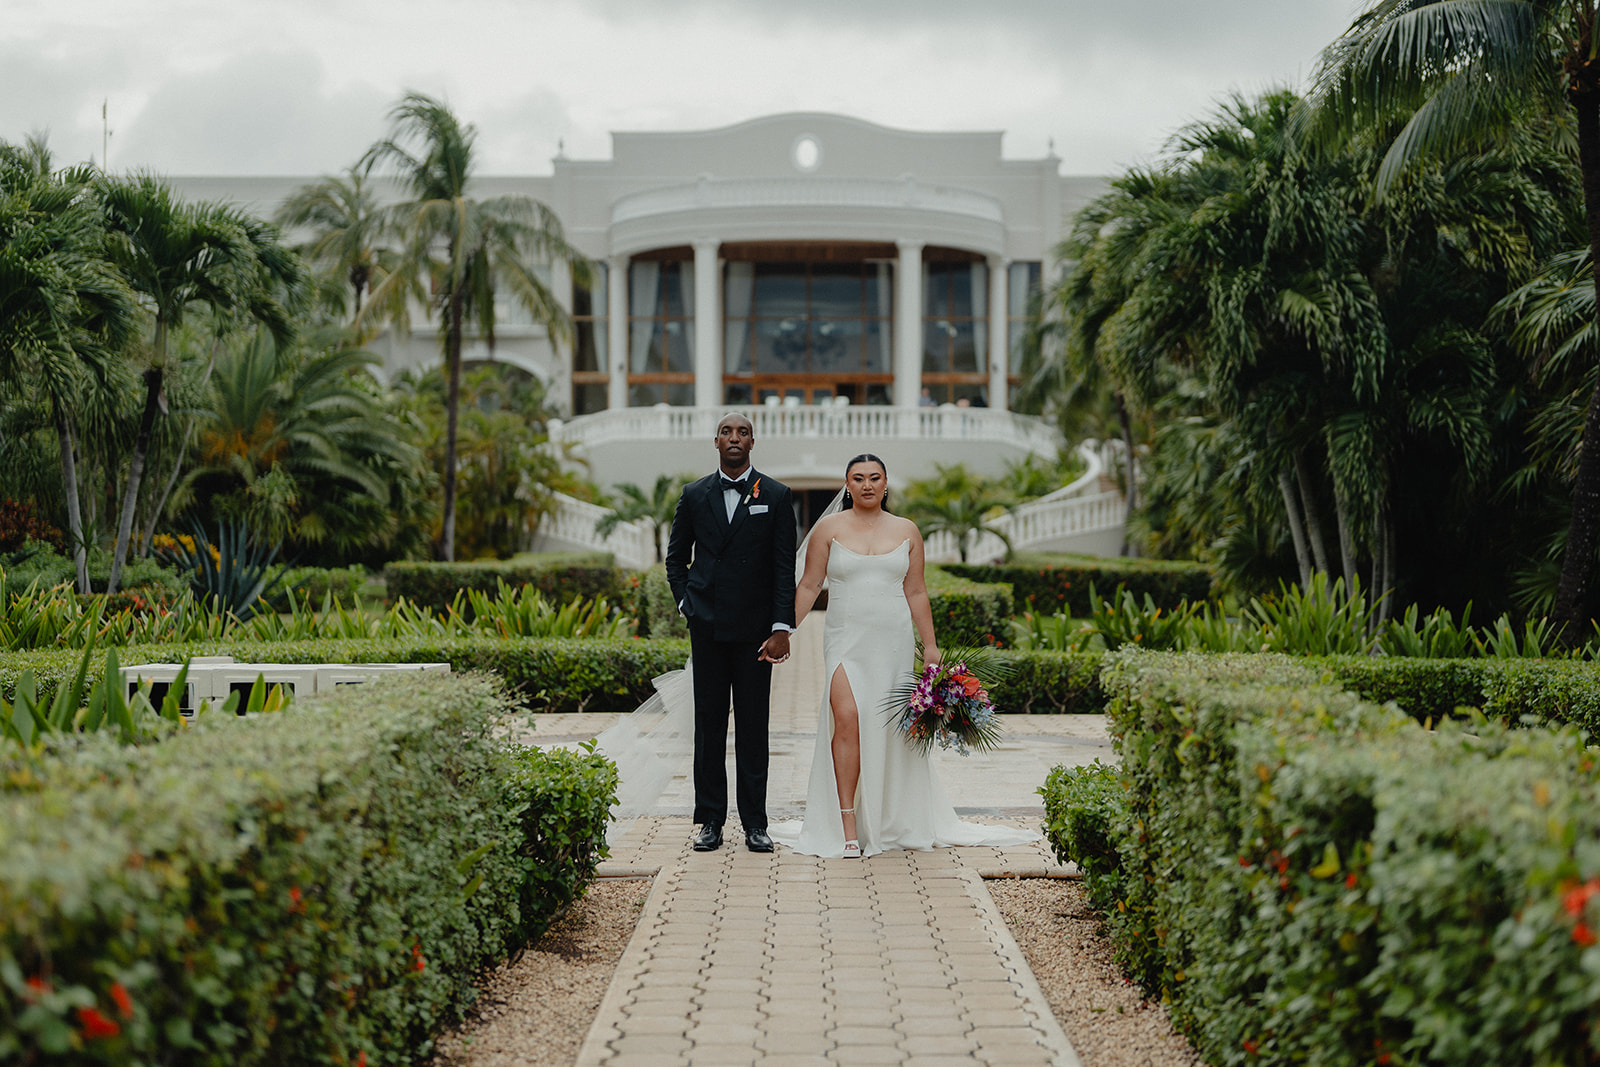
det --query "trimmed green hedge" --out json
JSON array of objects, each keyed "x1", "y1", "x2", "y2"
[
  {"x1": 628, "y1": 564, "x2": 688, "y2": 640},
  {"x1": 0, "y1": 671, "x2": 616, "y2": 1065},
  {"x1": 1322, "y1": 655, "x2": 1600, "y2": 735},
  {"x1": 988, "y1": 651, "x2": 1105, "y2": 714},
  {"x1": 943, "y1": 552, "x2": 1213, "y2": 616},
  {"x1": 1044, "y1": 650, "x2": 1600, "y2": 1067},
  {"x1": 383, "y1": 553, "x2": 625, "y2": 613},
  {"x1": 1, "y1": 636, "x2": 691, "y2": 713},
  {"x1": 925, "y1": 566, "x2": 1012, "y2": 648},
  {"x1": 279, "y1": 564, "x2": 369, "y2": 605}
]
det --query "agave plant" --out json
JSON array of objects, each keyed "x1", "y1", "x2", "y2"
[{"x1": 159, "y1": 520, "x2": 293, "y2": 621}]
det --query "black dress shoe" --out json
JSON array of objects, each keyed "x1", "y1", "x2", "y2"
[
  {"x1": 745, "y1": 829, "x2": 774, "y2": 853},
  {"x1": 692, "y1": 824, "x2": 723, "y2": 851}
]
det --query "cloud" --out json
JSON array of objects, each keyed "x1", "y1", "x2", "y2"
[{"x1": 113, "y1": 50, "x2": 390, "y2": 174}]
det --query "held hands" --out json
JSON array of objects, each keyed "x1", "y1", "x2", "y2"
[{"x1": 758, "y1": 631, "x2": 792, "y2": 664}]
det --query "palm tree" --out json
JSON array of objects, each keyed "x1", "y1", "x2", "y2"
[
  {"x1": 899, "y1": 464, "x2": 1016, "y2": 563},
  {"x1": 1042, "y1": 90, "x2": 1565, "y2": 607},
  {"x1": 274, "y1": 167, "x2": 408, "y2": 332},
  {"x1": 596, "y1": 474, "x2": 693, "y2": 562},
  {"x1": 1300, "y1": 0, "x2": 1600, "y2": 633},
  {"x1": 176, "y1": 329, "x2": 412, "y2": 547},
  {"x1": 0, "y1": 136, "x2": 135, "y2": 592},
  {"x1": 98, "y1": 174, "x2": 303, "y2": 594},
  {"x1": 358, "y1": 91, "x2": 588, "y2": 562}
]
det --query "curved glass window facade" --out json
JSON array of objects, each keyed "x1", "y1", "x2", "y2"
[{"x1": 722, "y1": 244, "x2": 894, "y2": 406}]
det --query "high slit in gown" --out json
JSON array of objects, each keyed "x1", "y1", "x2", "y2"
[{"x1": 770, "y1": 538, "x2": 1037, "y2": 858}]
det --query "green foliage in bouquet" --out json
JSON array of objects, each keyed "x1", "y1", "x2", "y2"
[{"x1": 881, "y1": 643, "x2": 1016, "y2": 755}]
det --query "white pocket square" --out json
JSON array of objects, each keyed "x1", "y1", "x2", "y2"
[{"x1": 748, "y1": 504, "x2": 769, "y2": 514}]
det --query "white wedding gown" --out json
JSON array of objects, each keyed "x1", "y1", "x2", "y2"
[{"x1": 769, "y1": 539, "x2": 1038, "y2": 858}]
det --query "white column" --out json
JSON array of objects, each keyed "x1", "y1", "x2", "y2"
[
  {"x1": 693, "y1": 239, "x2": 721, "y2": 409},
  {"x1": 988, "y1": 256, "x2": 1008, "y2": 412},
  {"x1": 606, "y1": 254, "x2": 628, "y2": 411},
  {"x1": 894, "y1": 239, "x2": 924, "y2": 408},
  {"x1": 549, "y1": 257, "x2": 573, "y2": 415}
]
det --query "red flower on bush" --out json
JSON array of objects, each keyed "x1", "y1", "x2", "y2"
[
  {"x1": 1242, "y1": 1038, "x2": 1259, "y2": 1055},
  {"x1": 1575, "y1": 922, "x2": 1598, "y2": 947},
  {"x1": 412, "y1": 943, "x2": 426, "y2": 972},
  {"x1": 1345, "y1": 873, "x2": 1358, "y2": 889},
  {"x1": 23, "y1": 976, "x2": 50, "y2": 1001},
  {"x1": 76, "y1": 1006, "x2": 120, "y2": 1040},
  {"x1": 288, "y1": 886, "x2": 304, "y2": 912},
  {"x1": 355, "y1": 1052, "x2": 367, "y2": 1067},
  {"x1": 109, "y1": 982, "x2": 134, "y2": 1020},
  {"x1": 1563, "y1": 879, "x2": 1600, "y2": 918}
]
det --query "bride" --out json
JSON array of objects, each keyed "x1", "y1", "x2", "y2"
[
  {"x1": 767, "y1": 453, "x2": 1036, "y2": 859},
  {"x1": 595, "y1": 452, "x2": 1036, "y2": 858}
]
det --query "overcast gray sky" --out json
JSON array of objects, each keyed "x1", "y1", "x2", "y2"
[{"x1": 2, "y1": 0, "x2": 1361, "y2": 178}]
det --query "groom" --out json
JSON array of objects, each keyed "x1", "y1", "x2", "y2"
[{"x1": 665, "y1": 412, "x2": 796, "y2": 853}]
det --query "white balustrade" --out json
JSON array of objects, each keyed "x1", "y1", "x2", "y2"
[
  {"x1": 539, "y1": 492, "x2": 658, "y2": 570},
  {"x1": 550, "y1": 405, "x2": 1062, "y2": 458},
  {"x1": 923, "y1": 489, "x2": 1128, "y2": 564}
]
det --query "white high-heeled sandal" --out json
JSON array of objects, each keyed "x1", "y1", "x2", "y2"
[{"x1": 840, "y1": 808, "x2": 861, "y2": 859}]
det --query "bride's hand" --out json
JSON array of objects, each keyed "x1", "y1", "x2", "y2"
[{"x1": 923, "y1": 645, "x2": 941, "y2": 672}]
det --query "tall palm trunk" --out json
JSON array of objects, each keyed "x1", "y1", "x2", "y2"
[
  {"x1": 1293, "y1": 450, "x2": 1332, "y2": 576},
  {"x1": 1115, "y1": 391, "x2": 1139, "y2": 557},
  {"x1": 1333, "y1": 490, "x2": 1358, "y2": 590},
  {"x1": 1553, "y1": 85, "x2": 1600, "y2": 642},
  {"x1": 440, "y1": 284, "x2": 465, "y2": 561},
  {"x1": 1279, "y1": 470, "x2": 1313, "y2": 588},
  {"x1": 52, "y1": 399, "x2": 89, "y2": 594},
  {"x1": 107, "y1": 361, "x2": 164, "y2": 595}
]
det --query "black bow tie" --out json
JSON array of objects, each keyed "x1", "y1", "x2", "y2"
[{"x1": 720, "y1": 477, "x2": 745, "y2": 494}]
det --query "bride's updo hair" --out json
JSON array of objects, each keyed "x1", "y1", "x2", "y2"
[{"x1": 841, "y1": 453, "x2": 889, "y2": 511}]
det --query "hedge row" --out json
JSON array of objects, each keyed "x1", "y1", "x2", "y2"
[
  {"x1": 0, "y1": 672, "x2": 616, "y2": 1065},
  {"x1": 382, "y1": 553, "x2": 625, "y2": 613},
  {"x1": 0, "y1": 636, "x2": 691, "y2": 714},
  {"x1": 1044, "y1": 651, "x2": 1600, "y2": 1067},
  {"x1": 942, "y1": 552, "x2": 1213, "y2": 616},
  {"x1": 627, "y1": 564, "x2": 688, "y2": 640},
  {"x1": 924, "y1": 566, "x2": 1013, "y2": 648},
  {"x1": 624, "y1": 562, "x2": 1015, "y2": 648}
]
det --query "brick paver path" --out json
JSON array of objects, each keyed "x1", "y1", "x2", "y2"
[{"x1": 532, "y1": 612, "x2": 1099, "y2": 1066}]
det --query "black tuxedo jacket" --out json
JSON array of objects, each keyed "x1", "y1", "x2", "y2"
[{"x1": 665, "y1": 469, "x2": 797, "y2": 643}]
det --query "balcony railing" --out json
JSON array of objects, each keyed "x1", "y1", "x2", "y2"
[
  {"x1": 537, "y1": 438, "x2": 1130, "y2": 571},
  {"x1": 549, "y1": 405, "x2": 1063, "y2": 456}
]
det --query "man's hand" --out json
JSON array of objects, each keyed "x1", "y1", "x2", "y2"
[{"x1": 758, "y1": 631, "x2": 791, "y2": 664}]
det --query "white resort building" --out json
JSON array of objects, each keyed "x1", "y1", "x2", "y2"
[{"x1": 173, "y1": 113, "x2": 1123, "y2": 565}]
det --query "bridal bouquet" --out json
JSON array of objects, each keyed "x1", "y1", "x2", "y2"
[{"x1": 884, "y1": 646, "x2": 1013, "y2": 756}]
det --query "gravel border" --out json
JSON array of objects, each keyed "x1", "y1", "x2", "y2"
[
  {"x1": 429, "y1": 878, "x2": 651, "y2": 1067},
  {"x1": 988, "y1": 878, "x2": 1205, "y2": 1067}
]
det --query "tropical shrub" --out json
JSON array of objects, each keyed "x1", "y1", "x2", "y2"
[
  {"x1": 383, "y1": 552, "x2": 623, "y2": 613},
  {"x1": 157, "y1": 520, "x2": 291, "y2": 620},
  {"x1": 0, "y1": 500, "x2": 63, "y2": 553},
  {"x1": 943, "y1": 553, "x2": 1213, "y2": 616},
  {"x1": 1050, "y1": 651, "x2": 1600, "y2": 1067},
  {"x1": 0, "y1": 671, "x2": 615, "y2": 1065},
  {"x1": 1038, "y1": 760, "x2": 1124, "y2": 909}
]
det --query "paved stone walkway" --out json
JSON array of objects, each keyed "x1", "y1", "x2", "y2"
[{"x1": 530, "y1": 612, "x2": 1103, "y2": 1067}]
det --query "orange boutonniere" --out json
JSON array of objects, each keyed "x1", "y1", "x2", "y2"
[{"x1": 751, "y1": 478, "x2": 761, "y2": 500}]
